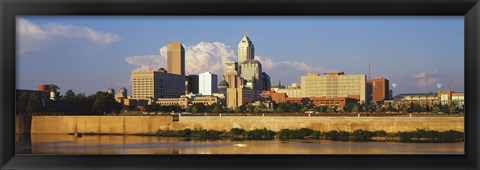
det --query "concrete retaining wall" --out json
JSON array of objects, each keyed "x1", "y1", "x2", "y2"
[{"x1": 29, "y1": 116, "x2": 464, "y2": 134}]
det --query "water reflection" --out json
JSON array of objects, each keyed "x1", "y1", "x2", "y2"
[{"x1": 16, "y1": 134, "x2": 464, "y2": 154}]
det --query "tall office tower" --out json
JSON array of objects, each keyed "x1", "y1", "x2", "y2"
[
  {"x1": 199, "y1": 72, "x2": 218, "y2": 95},
  {"x1": 225, "y1": 61, "x2": 239, "y2": 76},
  {"x1": 225, "y1": 70, "x2": 239, "y2": 89},
  {"x1": 237, "y1": 35, "x2": 255, "y2": 64},
  {"x1": 186, "y1": 75, "x2": 199, "y2": 94},
  {"x1": 367, "y1": 77, "x2": 390, "y2": 102},
  {"x1": 239, "y1": 60, "x2": 263, "y2": 92},
  {"x1": 300, "y1": 72, "x2": 368, "y2": 103},
  {"x1": 167, "y1": 42, "x2": 185, "y2": 76},
  {"x1": 131, "y1": 68, "x2": 185, "y2": 99},
  {"x1": 261, "y1": 72, "x2": 271, "y2": 91}
]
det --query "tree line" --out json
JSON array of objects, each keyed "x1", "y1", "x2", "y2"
[{"x1": 16, "y1": 87, "x2": 122, "y2": 115}]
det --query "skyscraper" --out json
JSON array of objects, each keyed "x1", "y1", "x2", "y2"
[
  {"x1": 239, "y1": 60, "x2": 263, "y2": 91},
  {"x1": 167, "y1": 42, "x2": 185, "y2": 76},
  {"x1": 186, "y1": 75, "x2": 199, "y2": 94},
  {"x1": 238, "y1": 35, "x2": 254, "y2": 64},
  {"x1": 199, "y1": 72, "x2": 218, "y2": 95},
  {"x1": 367, "y1": 77, "x2": 390, "y2": 102},
  {"x1": 225, "y1": 61, "x2": 239, "y2": 76}
]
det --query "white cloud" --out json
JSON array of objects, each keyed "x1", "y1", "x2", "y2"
[
  {"x1": 414, "y1": 70, "x2": 441, "y2": 87},
  {"x1": 256, "y1": 55, "x2": 335, "y2": 73},
  {"x1": 17, "y1": 18, "x2": 121, "y2": 54},
  {"x1": 125, "y1": 42, "x2": 236, "y2": 75},
  {"x1": 125, "y1": 42, "x2": 334, "y2": 77}
]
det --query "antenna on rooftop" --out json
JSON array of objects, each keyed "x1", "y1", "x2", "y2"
[{"x1": 368, "y1": 56, "x2": 371, "y2": 80}]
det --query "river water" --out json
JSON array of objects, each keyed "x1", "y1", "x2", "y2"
[{"x1": 16, "y1": 134, "x2": 464, "y2": 154}]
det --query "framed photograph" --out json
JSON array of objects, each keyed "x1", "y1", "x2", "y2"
[{"x1": 1, "y1": 0, "x2": 479, "y2": 169}]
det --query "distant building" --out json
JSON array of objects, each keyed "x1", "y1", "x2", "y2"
[
  {"x1": 300, "y1": 72, "x2": 367, "y2": 103},
  {"x1": 240, "y1": 60, "x2": 263, "y2": 92},
  {"x1": 277, "y1": 88, "x2": 302, "y2": 98},
  {"x1": 37, "y1": 84, "x2": 50, "y2": 92},
  {"x1": 261, "y1": 72, "x2": 271, "y2": 91},
  {"x1": 156, "y1": 95, "x2": 221, "y2": 109},
  {"x1": 227, "y1": 87, "x2": 255, "y2": 109},
  {"x1": 237, "y1": 34, "x2": 255, "y2": 64},
  {"x1": 131, "y1": 68, "x2": 185, "y2": 99},
  {"x1": 367, "y1": 77, "x2": 390, "y2": 102},
  {"x1": 186, "y1": 75, "x2": 199, "y2": 94},
  {"x1": 167, "y1": 42, "x2": 185, "y2": 76},
  {"x1": 218, "y1": 76, "x2": 229, "y2": 95},
  {"x1": 225, "y1": 61, "x2": 239, "y2": 76},
  {"x1": 199, "y1": 72, "x2": 218, "y2": 95},
  {"x1": 107, "y1": 87, "x2": 115, "y2": 95},
  {"x1": 286, "y1": 97, "x2": 358, "y2": 111},
  {"x1": 394, "y1": 93, "x2": 437, "y2": 107},
  {"x1": 261, "y1": 91, "x2": 287, "y2": 104},
  {"x1": 157, "y1": 97, "x2": 189, "y2": 108},
  {"x1": 438, "y1": 90, "x2": 464, "y2": 107}
]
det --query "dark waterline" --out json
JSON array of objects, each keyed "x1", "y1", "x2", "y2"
[{"x1": 16, "y1": 134, "x2": 464, "y2": 154}]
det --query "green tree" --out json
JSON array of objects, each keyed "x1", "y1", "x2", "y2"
[
  {"x1": 375, "y1": 105, "x2": 383, "y2": 113},
  {"x1": 449, "y1": 105, "x2": 457, "y2": 114},
  {"x1": 90, "y1": 91, "x2": 121, "y2": 114},
  {"x1": 432, "y1": 104, "x2": 441, "y2": 113},
  {"x1": 233, "y1": 107, "x2": 241, "y2": 113},
  {"x1": 352, "y1": 105, "x2": 359, "y2": 113},
  {"x1": 246, "y1": 104, "x2": 255, "y2": 113},
  {"x1": 275, "y1": 107, "x2": 285, "y2": 113},
  {"x1": 64, "y1": 89, "x2": 76, "y2": 101},
  {"x1": 212, "y1": 105, "x2": 222, "y2": 113},
  {"x1": 254, "y1": 106, "x2": 262, "y2": 113},
  {"x1": 300, "y1": 106, "x2": 308, "y2": 113},
  {"x1": 25, "y1": 92, "x2": 43, "y2": 115}
]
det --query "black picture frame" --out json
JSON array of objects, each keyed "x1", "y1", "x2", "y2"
[{"x1": 1, "y1": 0, "x2": 479, "y2": 169}]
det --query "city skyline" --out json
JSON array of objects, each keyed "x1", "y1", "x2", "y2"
[{"x1": 17, "y1": 16, "x2": 464, "y2": 95}]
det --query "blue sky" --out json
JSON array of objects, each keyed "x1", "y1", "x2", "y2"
[{"x1": 17, "y1": 16, "x2": 464, "y2": 96}]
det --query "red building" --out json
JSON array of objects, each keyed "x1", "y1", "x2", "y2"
[
  {"x1": 367, "y1": 77, "x2": 390, "y2": 102},
  {"x1": 261, "y1": 91, "x2": 287, "y2": 104},
  {"x1": 286, "y1": 97, "x2": 358, "y2": 110}
]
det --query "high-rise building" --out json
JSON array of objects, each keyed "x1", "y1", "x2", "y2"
[
  {"x1": 186, "y1": 75, "x2": 199, "y2": 94},
  {"x1": 239, "y1": 60, "x2": 263, "y2": 91},
  {"x1": 225, "y1": 61, "x2": 239, "y2": 76},
  {"x1": 300, "y1": 72, "x2": 367, "y2": 103},
  {"x1": 238, "y1": 35, "x2": 254, "y2": 64},
  {"x1": 167, "y1": 42, "x2": 185, "y2": 76},
  {"x1": 199, "y1": 72, "x2": 218, "y2": 95},
  {"x1": 227, "y1": 87, "x2": 255, "y2": 109},
  {"x1": 367, "y1": 77, "x2": 390, "y2": 102},
  {"x1": 261, "y1": 72, "x2": 271, "y2": 91},
  {"x1": 131, "y1": 68, "x2": 185, "y2": 99}
]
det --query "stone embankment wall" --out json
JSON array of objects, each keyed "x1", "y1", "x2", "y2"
[{"x1": 28, "y1": 116, "x2": 464, "y2": 134}]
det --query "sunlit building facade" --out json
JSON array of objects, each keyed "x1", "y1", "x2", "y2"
[{"x1": 300, "y1": 72, "x2": 367, "y2": 103}]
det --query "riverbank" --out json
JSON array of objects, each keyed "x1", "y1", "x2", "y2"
[
  {"x1": 69, "y1": 128, "x2": 464, "y2": 143},
  {"x1": 27, "y1": 116, "x2": 464, "y2": 135}
]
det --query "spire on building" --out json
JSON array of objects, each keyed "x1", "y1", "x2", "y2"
[{"x1": 244, "y1": 24, "x2": 248, "y2": 36}]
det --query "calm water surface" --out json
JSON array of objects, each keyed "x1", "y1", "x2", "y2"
[{"x1": 16, "y1": 134, "x2": 464, "y2": 154}]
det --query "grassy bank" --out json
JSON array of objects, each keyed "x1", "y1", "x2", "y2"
[{"x1": 71, "y1": 128, "x2": 464, "y2": 143}]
